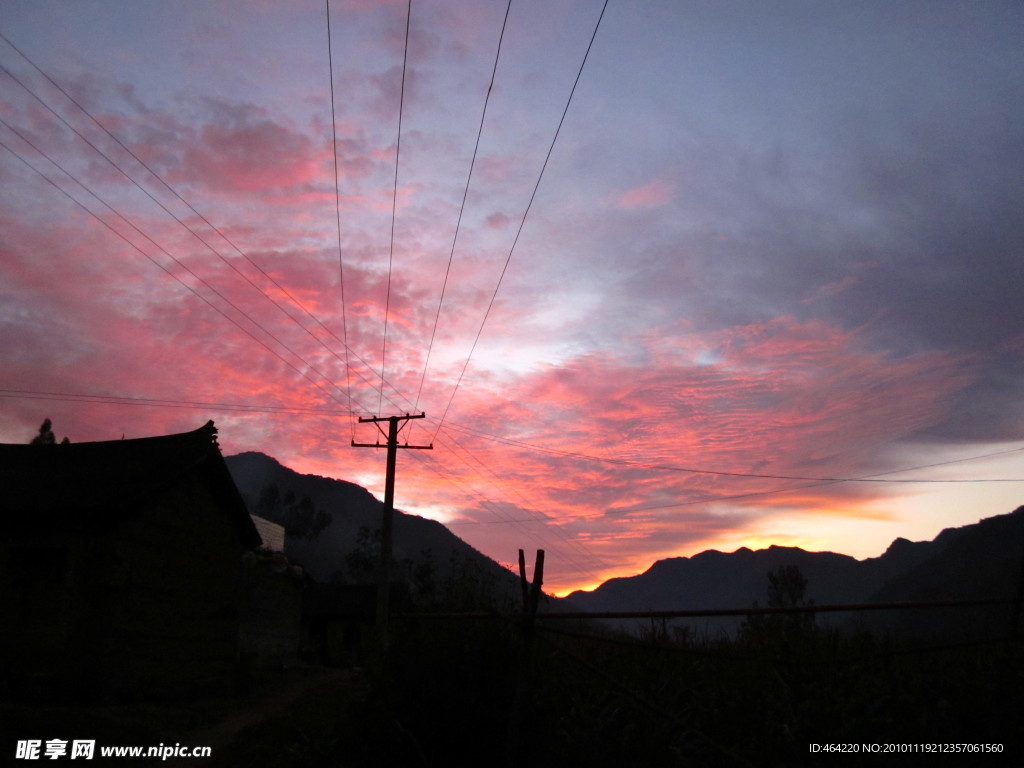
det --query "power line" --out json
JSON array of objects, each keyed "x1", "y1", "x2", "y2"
[
  {"x1": 379, "y1": 0, "x2": 413, "y2": 415},
  {"x1": 434, "y1": 432, "x2": 609, "y2": 572},
  {"x1": 431, "y1": 0, "x2": 610, "y2": 441},
  {"x1": 0, "y1": 38, "x2": 437, "y2": 429},
  {"x1": 411, "y1": 434, "x2": 610, "y2": 579},
  {"x1": 408, "y1": 451, "x2": 596, "y2": 578},
  {"x1": 415, "y1": 426, "x2": 1023, "y2": 578},
  {"x1": 325, "y1": 0, "x2": 356, "y2": 439},
  {"x1": 0, "y1": 381, "x2": 604, "y2": 580},
  {"x1": 1, "y1": 30, "x2": 371, "y2": 422},
  {"x1": 6, "y1": 375, "x2": 1019, "y2": 488},
  {"x1": 615, "y1": 448, "x2": 1024, "y2": 515},
  {"x1": 0, "y1": 127, "x2": 356, "y2": 413},
  {"x1": 0, "y1": 385, "x2": 598, "y2": 577},
  {"x1": 3, "y1": 373, "x2": 603, "y2": 577},
  {"x1": 434, "y1": 420, "x2": 1024, "y2": 484},
  {"x1": 423, "y1": 433, "x2": 1024, "y2": 582},
  {"x1": 413, "y1": 0, "x2": 513, "y2": 412},
  {"x1": 446, "y1": 518, "x2": 544, "y2": 526},
  {"x1": 0, "y1": 389, "x2": 352, "y2": 416}
]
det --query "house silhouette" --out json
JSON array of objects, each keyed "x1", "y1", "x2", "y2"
[{"x1": 0, "y1": 421, "x2": 262, "y2": 702}]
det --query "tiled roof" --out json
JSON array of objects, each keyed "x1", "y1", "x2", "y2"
[{"x1": 0, "y1": 421, "x2": 261, "y2": 548}]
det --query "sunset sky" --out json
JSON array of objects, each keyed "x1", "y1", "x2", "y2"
[{"x1": 2, "y1": 0, "x2": 1022, "y2": 595}]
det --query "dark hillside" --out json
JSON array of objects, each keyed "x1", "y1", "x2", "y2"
[
  {"x1": 862, "y1": 506, "x2": 1024, "y2": 642},
  {"x1": 226, "y1": 451, "x2": 521, "y2": 607}
]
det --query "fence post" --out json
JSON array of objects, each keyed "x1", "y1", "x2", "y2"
[{"x1": 506, "y1": 548, "x2": 545, "y2": 766}]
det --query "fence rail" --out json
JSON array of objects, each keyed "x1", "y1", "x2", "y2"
[{"x1": 393, "y1": 596, "x2": 1019, "y2": 622}]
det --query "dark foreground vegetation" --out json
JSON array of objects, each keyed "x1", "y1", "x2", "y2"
[
  {"x1": 4, "y1": 615, "x2": 1022, "y2": 766},
  {"x1": 5, "y1": 555, "x2": 1022, "y2": 766},
  {"x1": 343, "y1": 620, "x2": 1024, "y2": 766}
]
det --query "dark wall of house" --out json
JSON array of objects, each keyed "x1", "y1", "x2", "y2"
[
  {"x1": 2, "y1": 533, "x2": 78, "y2": 698},
  {"x1": 1, "y1": 466, "x2": 250, "y2": 703}
]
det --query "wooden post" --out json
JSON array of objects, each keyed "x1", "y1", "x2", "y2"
[
  {"x1": 521, "y1": 549, "x2": 545, "y2": 652},
  {"x1": 506, "y1": 549, "x2": 544, "y2": 766}
]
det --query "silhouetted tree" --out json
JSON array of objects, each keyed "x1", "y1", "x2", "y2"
[
  {"x1": 740, "y1": 564, "x2": 816, "y2": 652},
  {"x1": 255, "y1": 484, "x2": 329, "y2": 540},
  {"x1": 412, "y1": 548, "x2": 437, "y2": 604},
  {"x1": 29, "y1": 418, "x2": 70, "y2": 444},
  {"x1": 30, "y1": 418, "x2": 55, "y2": 445},
  {"x1": 767, "y1": 563, "x2": 809, "y2": 611},
  {"x1": 345, "y1": 525, "x2": 380, "y2": 582},
  {"x1": 256, "y1": 484, "x2": 282, "y2": 520}
]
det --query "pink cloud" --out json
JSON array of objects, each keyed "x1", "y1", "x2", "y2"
[
  {"x1": 174, "y1": 119, "x2": 324, "y2": 194},
  {"x1": 485, "y1": 211, "x2": 511, "y2": 229},
  {"x1": 614, "y1": 178, "x2": 674, "y2": 209}
]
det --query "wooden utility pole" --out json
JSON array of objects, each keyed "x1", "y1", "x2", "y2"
[{"x1": 352, "y1": 413, "x2": 432, "y2": 645}]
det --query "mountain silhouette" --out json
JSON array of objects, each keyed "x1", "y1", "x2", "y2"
[{"x1": 566, "y1": 506, "x2": 1024, "y2": 641}]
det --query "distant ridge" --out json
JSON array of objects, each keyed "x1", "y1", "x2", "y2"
[{"x1": 564, "y1": 506, "x2": 1024, "y2": 640}]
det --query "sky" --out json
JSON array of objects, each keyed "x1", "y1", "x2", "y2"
[{"x1": 1, "y1": 0, "x2": 1023, "y2": 595}]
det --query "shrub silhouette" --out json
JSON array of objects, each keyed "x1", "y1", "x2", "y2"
[{"x1": 740, "y1": 564, "x2": 816, "y2": 655}]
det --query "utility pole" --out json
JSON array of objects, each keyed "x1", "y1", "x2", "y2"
[{"x1": 352, "y1": 413, "x2": 432, "y2": 645}]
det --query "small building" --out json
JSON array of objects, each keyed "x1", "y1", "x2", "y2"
[
  {"x1": 249, "y1": 514, "x2": 286, "y2": 554},
  {"x1": 0, "y1": 421, "x2": 262, "y2": 702}
]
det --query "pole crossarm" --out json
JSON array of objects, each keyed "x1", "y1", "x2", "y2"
[
  {"x1": 352, "y1": 412, "x2": 433, "y2": 449},
  {"x1": 351, "y1": 442, "x2": 435, "y2": 449}
]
